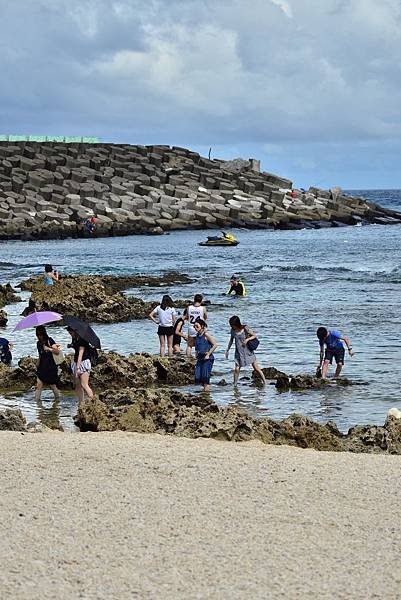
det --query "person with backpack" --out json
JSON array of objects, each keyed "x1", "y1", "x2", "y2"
[
  {"x1": 67, "y1": 326, "x2": 94, "y2": 401},
  {"x1": 225, "y1": 315, "x2": 266, "y2": 385},
  {"x1": 35, "y1": 326, "x2": 61, "y2": 401},
  {"x1": 186, "y1": 294, "x2": 208, "y2": 357},
  {"x1": 148, "y1": 295, "x2": 177, "y2": 357}
]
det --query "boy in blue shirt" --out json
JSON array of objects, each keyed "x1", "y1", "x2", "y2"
[{"x1": 316, "y1": 327, "x2": 354, "y2": 379}]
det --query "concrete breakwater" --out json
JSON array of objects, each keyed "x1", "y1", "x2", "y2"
[{"x1": 1, "y1": 142, "x2": 400, "y2": 240}]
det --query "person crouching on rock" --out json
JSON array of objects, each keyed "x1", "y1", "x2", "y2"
[
  {"x1": 44, "y1": 264, "x2": 59, "y2": 286},
  {"x1": 35, "y1": 326, "x2": 61, "y2": 401},
  {"x1": 194, "y1": 318, "x2": 218, "y2": 392},
  {"x1": 316, "y1": 327, "x2": 354, "y2": 379},
  {"x1": 67, "y1": 327, "x2": 94, "y2": 401},
  {"x1": 148, "y1": 295, "x2": 177, "y2": 358},
  {"x1": 225, "y1": 316, "x2": 266, "y2": 386}
]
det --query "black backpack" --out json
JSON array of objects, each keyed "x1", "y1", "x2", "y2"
[{"x1": 88, "y1": 346, "x2": 99, "y2": 367}]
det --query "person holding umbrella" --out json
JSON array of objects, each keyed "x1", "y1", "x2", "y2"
[
  {"x1": 35, "y1": 326, "x2": 61, "y2": 401},
  {"x1": 64, "y1": 316, "x2": 101, "y2": 402}
]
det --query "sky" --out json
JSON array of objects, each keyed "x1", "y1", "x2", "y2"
[{"x1": 1, "y1": 0, "x2": 401, "y2": 189}]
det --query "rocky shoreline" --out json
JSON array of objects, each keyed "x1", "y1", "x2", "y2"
[
  {"x1": 0, "y1": 350, "x2": 400, "y2": 453},
  {"x1": 1, "y1": 141, "x2": 401, "y2": 240}
]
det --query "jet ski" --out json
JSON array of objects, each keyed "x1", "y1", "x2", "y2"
[{"x1": 198, "y1": 232, "x2": 239, "y2": 247}]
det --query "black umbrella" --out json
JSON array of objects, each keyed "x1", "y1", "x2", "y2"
[{"x1": 63, "y1": 316, "x2": 101, "y2": 349}]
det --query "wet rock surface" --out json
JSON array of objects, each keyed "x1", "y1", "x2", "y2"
[
  {"x1": 76, "y1": 389, "x2": 401, "y2": 454},
  {"x1": 0, "y1": 351, "x2": 194, "y2": 393},
  {"x1": 17, "y1": 274, "x2": 192, "y2": 323},
  {"x1": 0, "y1": 408, "x2": 26, "y2": 431},
  {"x1": 0, "y1": 283, "x2": 21, "y2": 308}
]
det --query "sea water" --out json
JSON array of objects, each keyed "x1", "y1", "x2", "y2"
[{"x1": 1, "y1": 190, "x2": 400, "y2": 432}]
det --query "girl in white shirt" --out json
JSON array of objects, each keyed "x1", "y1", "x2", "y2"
[{"x1": 148, "y1": 295, "x2": 177, "y2": 357}]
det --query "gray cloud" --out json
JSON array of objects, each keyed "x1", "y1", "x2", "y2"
[{"x1": 0, "y1": 0, "x2": 401, "y2": 186}]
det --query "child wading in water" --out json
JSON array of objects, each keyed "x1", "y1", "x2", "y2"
[
  {"x1": 194, "y1": 318, "x2": 218, "y2": 392},
  {"x1": 225, "y1": 315, "x2": 266, "y2": 385}
]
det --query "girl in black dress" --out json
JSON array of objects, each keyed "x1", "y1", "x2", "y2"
[{"x1": 35, "y1": 326, "x2": 61, "y2": 401}]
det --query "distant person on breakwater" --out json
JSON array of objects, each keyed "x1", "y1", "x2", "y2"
[
  {"x1": 173, "y1": 309, "x2": 188, "y2": 355},
  {"x1": 225, "y1": 316, "x2": 266, "y2": 385},
  {"x1": 186, "y1": 294, "x2": 207, "y2": 357},
  {"x1": 35, "y1": 326, "x2": 61, "y2": 401},
  {"x1": 0, "y1": 337, "x2": 13, "y2": 366},
  {"x1": 148, "y1": 295, "x2": 177, "y2": 358},
  {"x1": 85, "y1": 216, "x2": 96, "y2": 235},
  {"x1": 316, "y1": 327, "x2": 354, "y2": 379},
  {"x1": 224, "y1": 275, "x2": 247, "y2": 297},
  {"x1": 194, "y1": 318, "x2": 218, "y2": 392},
  {"x1": 44, "y1": 264, "x2": 59, "y2": 286}
]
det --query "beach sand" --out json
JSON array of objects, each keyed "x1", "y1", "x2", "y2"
[{"x1": 0, "y1": 432, "x2": 400, "y2": 599}]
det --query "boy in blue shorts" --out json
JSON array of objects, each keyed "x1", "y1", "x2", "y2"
[{"x1": 316, "y1": 327, "x2": 354, "y2": 379}]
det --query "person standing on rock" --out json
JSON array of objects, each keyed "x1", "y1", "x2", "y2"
[
  {"x1": 67, "y1": 327, "x2": 94, "y2": 401},
  {"x1": 225, "y1": 316, "x2": 266, "y2": 386},
  {"x1": 44, "y1": 264, "x2": 59, "y2": 286},
  {"x1": 173, "y1": 309, "x2": 188, "y2": 355},
  {"x1": 35, "y1": 326, "x2": 61, "y2": 401},
  {"x1": 316, "y1": 327, "x2": 354, "y2": 379},
  {"x1": 194, "y1": 318, "x2": 218, "y2": 392},
  {"x1": 148, "y1": 295, "x2": 177, "y2": 358},
  {"x1": 186, "y1": 294, "x2": 208, "y2": 357}
]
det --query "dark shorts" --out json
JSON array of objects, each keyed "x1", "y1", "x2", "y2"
[
  {"x1": 173, "y1": 334, "x2": 181, "y2": 346},
  {"x1": 158, "y1": 325, "x2": 174, "y2": 337},
  {"x1": 324, "y1": 347, "x2": 345, "y2": 365}
]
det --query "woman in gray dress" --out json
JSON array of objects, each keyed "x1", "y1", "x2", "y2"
[{"x1": 225, "y1": 315, "x2": 266, "y2": 385}]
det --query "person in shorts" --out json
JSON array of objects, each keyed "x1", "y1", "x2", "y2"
[
  {"x1": 316, "y1": 327, "x2": 354, "y2": 379},
  {"x1": 173, "y1": 309, "x2": 188, "y2": 354},
  {"x1": 149, "y1": 295, "x2": 177, "y2": 357},
  {"x1": 186, "y1": 294, "x2": 208, "y2": 357},
  {"x1": 67, "y1": 327, "x2": 94, "y2": 402}
]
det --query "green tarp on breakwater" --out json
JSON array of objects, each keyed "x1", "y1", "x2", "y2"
[{"x1": 0, "y1": 135, "x2": 99, "y2": 143}]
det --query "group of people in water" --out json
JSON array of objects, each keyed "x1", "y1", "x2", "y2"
[
  {"x1": 149, "y1": 292, "x2": 265, "y2": 392},
  {"x1": 0, "y1": 264, "x2": 354, "y2": 400}
]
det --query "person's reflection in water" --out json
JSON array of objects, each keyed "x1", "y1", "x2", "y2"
[{"x1": 36, "y1": 396, "x2": 63, "y2": 430}]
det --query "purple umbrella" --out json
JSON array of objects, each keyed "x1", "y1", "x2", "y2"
[{"x1": 13, "y1": 311, "x2": 63, "y2": 332}]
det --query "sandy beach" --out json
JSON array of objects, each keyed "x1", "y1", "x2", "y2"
[{"x1": 0, "y1": 433, "x2": 400, "y2": 599}]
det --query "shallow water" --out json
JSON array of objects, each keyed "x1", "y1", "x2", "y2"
[{"x1": 1, "y1": 189, "x2": 400, "y2": 432}]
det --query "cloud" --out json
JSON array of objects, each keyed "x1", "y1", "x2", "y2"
[
  {"x1": 270, "y1": 0, "x2": 293, "y2": 18},
  {"x1": 0, "y1": 0, "x2": 401, "y2": 186}
]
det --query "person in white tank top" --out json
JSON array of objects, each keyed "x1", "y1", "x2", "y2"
[{"x1": 186, "y1": 294, "x2": 208, "y2": 357}]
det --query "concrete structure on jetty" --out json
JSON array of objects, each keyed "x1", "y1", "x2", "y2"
[{"x1": 0, "y1": 141, "x2": 400, "y2": 240}]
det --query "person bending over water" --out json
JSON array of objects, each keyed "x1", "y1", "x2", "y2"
[
  {"x1": 35, "y1": 326, "x2": 61, "y2": 401},
  {"x1": 316, "y1": 327, "x2": 354, "y2": 379},
  {"x1": 194, "y1": 318, "x2": 218, "y2": 392},
  {"x1": 149, "y1": 295, "x2": 177, "y2": 357},
  {"x1": 44, "y1": 264, "x2": 59, "y2": 286},
  {"x1": 225, "y1": 316, "x2": 266, "y2": 385},
  {"x1": 67, "y1": 327, "x2": 94, "y2": 401}
]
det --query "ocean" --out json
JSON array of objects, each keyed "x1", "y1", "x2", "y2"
[{"x1": 1, "y1": 189, "x2": 400, "y2": 432}]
